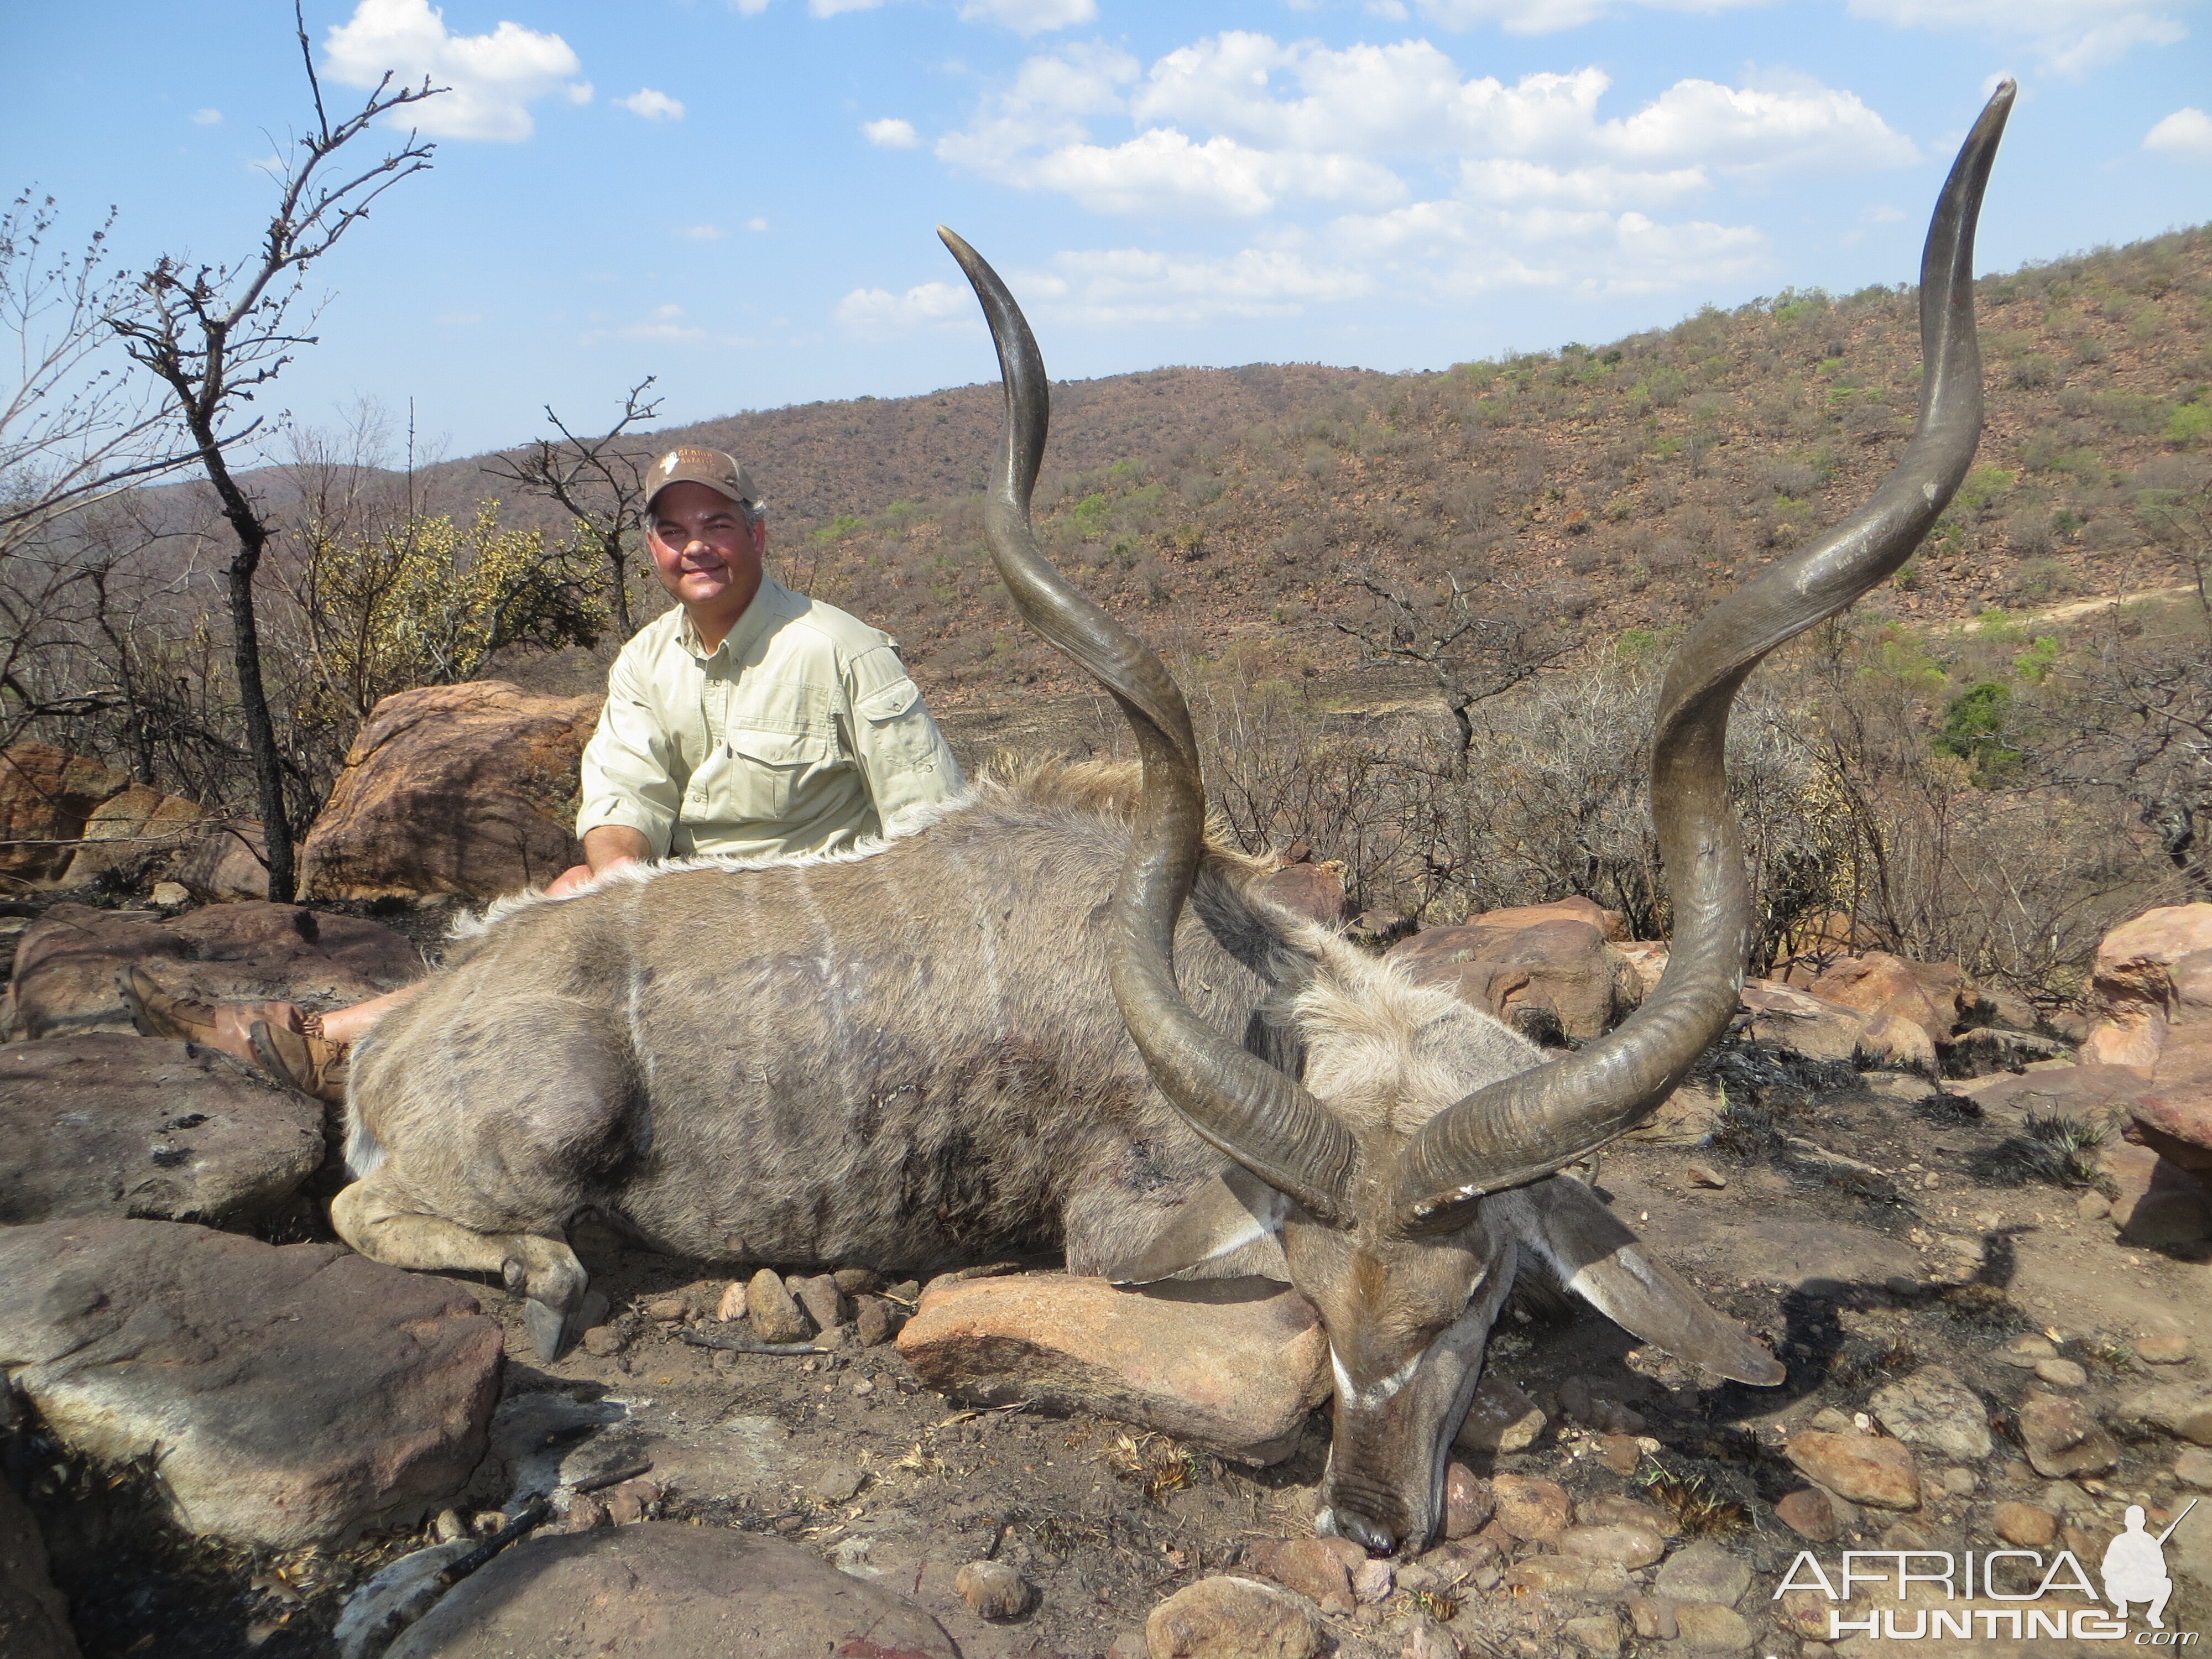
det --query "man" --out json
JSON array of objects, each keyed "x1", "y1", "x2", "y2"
[{"x1": 124, "y1": 448, "x2": 963, "y2": 1098}]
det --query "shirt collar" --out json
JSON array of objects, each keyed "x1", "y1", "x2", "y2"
[{"x1": 677, "y1": 573, "x2": 797, "y2": 663}]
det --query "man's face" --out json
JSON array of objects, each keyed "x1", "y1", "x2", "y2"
[{"x1": 647, "y1": 481, "x2": 765, "y2": 614}]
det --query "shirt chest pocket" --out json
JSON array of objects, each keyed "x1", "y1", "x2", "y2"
[{"x1": 717, "y1": 727, "x2": 839, "y2": 823}]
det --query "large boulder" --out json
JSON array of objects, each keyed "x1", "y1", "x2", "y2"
[
  {"x1": 1, "y1": 900, "x2": 421, "y2": 1041},
  {"x1": 1389, "y1": 911, "x2": 1642, "y2": 1042},
  {"x1": 299, "y1": 681, "x2": 602, "y2": 901},
  {"x1": 1738, "y1": 979, "x2": 1867, "y2": 1065},
  {"x1": 171, "y1": 819, "x2": 270, "y2": 903},
  {"x1": 382, "y1": 1525, "x2": 960, "y2": 1659},
  {"x1": 1261, "y1": 859, "x2": 1350, "y2": 928},
  {"x1": 0, "y1": 1473, "x2": 78, "y2": 1659},
  {"x1": 2081, "y1": 903, "x2": 2212, "y2": 1071},
  {"x1": 0, "y1": 744, "x2": 134, "y2": 886},
  {"x1": 1808, "y1": 952, "x2": 1954, "y2": 1049},
  {"x1": 0, "y1": 1219, "x2": 502, "y2": 1547},
  {"x1": 2072, "y1": 906, "x2": 2212, "y2": 1213},
  {"x1": 896, "y1": 1272, "x2": 1329, "y2": 1464},
  {"x1": 58, "y1": 783, "x2": 215, "y2": 891},
  {"x1": 0, "y1": 1035, "x2": 324, "y2": 1225}
]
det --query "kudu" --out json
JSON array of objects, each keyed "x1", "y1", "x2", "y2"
[{"x1": 332, "y1": 86, "x2": 2010, "y2": 1553}]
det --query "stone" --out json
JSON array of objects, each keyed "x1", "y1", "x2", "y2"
[
  {"x1": 1859, "y1": 1010, "x2": 1938, "y2": 1073},
  {"x1": 1775, "y1": 1588, "x2": 1831, "y2": 1640},
  {"x1": 1558, "y1": 1523, "x2": 1663, "y2": 1569},
  {"x1": 1504, "y1": 1556, "x2": 1592, "y2": 1594},
  {"x1": 1454, "y1": 1373, "x2": 1547, "y2": 1454},
  {"x1": 1652, "y1": 1542, "x2": 1751, "y2": 1608},
  {"x1": 714, "y1": 1280, "x2": 747, "y2": 1322},
  {"x1": 0, "y1": 743, "x2": 138, "y2": 885},
  {"x1": 1490, "y1": 1475, "x2": 1572, "y2": 1544},
  {"x1": 332, "y1": 1540, "x2": 479, "y2": 1659},
  {"x1": 1443, "y1": 1462, "x2": 1491, "y2": 1538},
  {"x1": 1942, "y1": 1466, "x2": 1978, "y2": 1495},
  {"x1": 955, "y1": 1558, "x2": 1031, "y2": 1620},
  {"x1": 1622, "y1": 1081, "x2": 1723, "y2": 1146},
  {"x1": 1262, "y1": 860, "x2": 1350, "y2": 928},
  {"x1": 896, "y1": 1273, "x2": 1328, "y2": 1464},
  {"x1": 1401, "y1": 1612, "x2": 1464, "y2": 1659},
  {"x1": 2075, "y1": 1190, "x2": 2112, "y2": 1219},
  {"x1": 0, "y1": 1472, "x2": 77, "y2": 1659},
  {"x1": 1561, "y1": 1613, "x2": 1621, "y2": 1656},
  {"x1": 1738, "y1": 979, "x2": 1867, "y2": 1064},
  {"x1": 172, "y1": 818, "x2": 272, "y2": 904},
  {"x1": 1627, "y1": 1593, "x2": 1676, "y2": 1640},
  {"x1": 1615, "y1": 940, "x2": 1668, "y2": 995},
  {"x1": 746, "y1": 1269, "x2": 811, "y2": 1343},
  {"x1": 60, "y1": 782, "x2": 216, "y2": 891},
  {"x1": 1783, "y1": 1431, "x2": 1922, "y2": 1511},
  {"x1": 1144, "y1": 1574, "x2": 1324, "y2": 1659},
  {"x1": 1350, "y1": 1558, "x2": 1393, "y2": 1603},
  {"x1": 382, "y1": 1524, "x2": 959, "y2": 1659},
  {"x1": 149, "y1": 881, "x2": 191, "y2": 907},
  {"x1": 807, "y1": 1462, "x2": 865, "y2": 1503},
  {"x1": 1999, "y1": 1333, "x2": 2056, "y2": 1368},
  {"x1": 581, "y1": 1325, "x2": 625, "y2": 1357},
  {"x1": 2177, "y1": 1447, "x2": 2212, "y2": 1489},
  {"x1": 1416, "y1": 1535, "x2": 1500, "y2": 1592},
  {"x1": 1773, "y1": 1488, "x2": 1837, "y2": 1542},
  {"x1": 1579, "y1": 1494, "x2": 1674, "y2": 1536},
  {"x1": 601, "y1": 1480, "x2": 658, "y2": 1525},
  {"x1": 2112, "y1": 1383, "x2": 2212, "y2": 1446},
  {"x1": 1389, "y1": 915, "x2": 1644, "y2": 1042},
  {"x1": 0, "y1": 1035, "x2": 323, "y2": 1225},
  {"x1": 1672, "y1": 1600, "x2": 1751, "y2": 1653},
  {"x1": 298, "y1": 682, "x2": 604, "y2": 901},
  {"x1": 1468, "y1": 896, "x2": 1627, "y2": 938},
  {"x1": 1684, "y1": 1163, "x2": 1727, "y2": 1189},
  {"x1": 0, "y1": 1218, "x2": 500, "y2": 1547},
  {"x1": 1810, "y1": 952, "x2": 1953, "y2": 1048},
  {"x1": 831, "y1": 1265, "x2": 881, "y2": 1295},
  {"x1": 1, "y1": 900, "x2": 420, "y2": 1042},
  {"x1": 2033, "y1": 1357, "x2": 2088, "y2": 1389},
  {"x1": 2016, "y1": 1390, "x2": 2122, "y2": 1478},
  {"x1": 2139, "y1": 1334, "x2": 2194, "y2": 1364},
  {"x1": 2080, "y1": 903, "x2": 2212, "y2": 1073},
  {"x1": 1867, "y1": 1365, "x2": 1992, "y2": 1462},
  {"x1": 2115, "y1": 1151, "x2": 2212, "y2": 1246},
  {"x1": 643, "y1": 1297, "x2": 685, "y2": 1321},
  {"x1": 1990, "y1": 1501, "x2": 2058, "y2": 1546},
  {"x1": 788, "y1": 1272, "x2": 848, "y2": 1334},
  {"x1": 1245, "y1": 1537, "x2": 1361, "y2": 1605},
  {"x1": 852, "y1": 1294, "x2": 896, "y2": 1347}
]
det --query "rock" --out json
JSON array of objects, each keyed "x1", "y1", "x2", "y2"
[
  {"x1": 1471, "y1": 896, "x2": 1628, "y2": 938},
  {"x1": 1443, "y1": 1462, "x2": 1491, "y2": 1538},
  {"x1": 1, "y1": 900, "x2": 420, "y2": 1042},
  {"x1": 1351, "y1": 1558, "x2": 1392, "y2": 1603},
  {"x1": 382, "y1": 1524, "x2": 959, "y2": 1659},
  {"x1": 830, "y1": 1265, "x2": 881, "y2": 1294},
  {"x1": 1623, "y1": 1081, "x2": 1723, "y2": 1145},
  {"x1": 2140, "y1": 1334, "x2": 2195, "y2": 1364},
  {"x1": 331, "y1": 1540, "x2": 478, "y2": 1659},
  {"x1": 1627, "y1": 1592, "x2": 1676, "y2": 1640},
  {"x1": 852, "y1": 1294, "x2": 896, "y2": 1347},
  {"x1": 172, "y1": 818, "x2": 272, "y2": 903},
  {"x1": 745, "y1": 1269, "x2": 811, "y2": 1343},
  {"x1": 1615, "y1": 939, "x2": 1667, "y2": 998},
  {"x1": 1246, "y1": 1537, "x2": 1358, "y2": 1605},
  {"x1": 1652, "y1": 1541, "x2": 1751, "y2": 1608},
  {"x1": 0, "y1": 743, "x2": 138, "y2": 885},
  {"x1": 2112, "y1": 1383, "x2": 2212, "y2": 1446},
  {"x1": 1990, "y1": 1501, "x2": 2058, "y2": 1546},
  {"x1": 1783, "y1": 1431, "x2": 1921, "y2": 1511},
  {"x1": 1401, "y1": 1611, "x2": 1464, "y2": 1659},
  {"x1": 1490, "y1": 1474, "x2": 1572, "y2": 1544},
  {"x1": 0, "y1": 1219, "x2": 500, "y2": 1548},
  {"x1": 1579, "y1": 1494, "x2": 1674, "y2": 1536},
  {"x1": 1389, "y1": 914, "x2": 1643, "y2": 1042},
  {"x1": 1810, "y1": 952, "x2": 1953, "y2": 1048},
  {"x1": 2033, "y1": 1357, "x2": 2088, "y2": 1389},
  {"x1": 298, "y1": 682, "x2": 604, "y2": 901},
  {"x1": 1867, "y1": 1365, "x2": 1992, "y2": 1462},
  {"x1": 1684, "y1": 1162, "x2": 1727, "y2": 1188},
  {"x1": 1561, "y1": 1613, "x2": 1621, "y2": 1657},
  {"x1": 1738, "y1": 979, "x2": 1866, "y2": 1064},
  {"x1": 1942, "y1": 1465, "x2": 1978, "y2": 1495},
  {"x1": 1262, "y1": 860, "x2": 1350, "y2": 927},
  {"x1": 2076, "y1": 1190, "x2": 2112, "y2": 1219},
  {"x1": 1454, "y1": 1373, "x2": 1546, "y2": 1454},
  {"x1": 2081, "y1": 903, "x2": 2212, "y2": 1072},
  {"x1": 1947, "y1": 1025, "x2": 2075, "y2": 1077},
  {"x1": 714, "y1": 1280, "x2": 747, "y2": 1322},
  {"x1": 788, "y1": 1272, "x2": 848, "y2": 1334},
  {"x1": 2177, "y1": 1447, "x2": 2212, "y2": 1488},
  {"x1": 1144, "y1": 1574, "x2": 1324, "y2": 1659},
  {"x1": 1558, "y1": 1523, "x2": 1663, "y2": 1568},
  {"x1": 807, "y1": 1462, "x2": 864, "y2": 1503},
  {"x1": 896, "y1": 1273, "x2": 1328, "y2": 1464},
  {"x1": 1860, "y1": 1009, "x2": 1938, "y2": 1072},
  {"x1": 1671, "y1": 1600, "x2": 1751, "y2": 1653},
  {"x1": 2116, "y1": 1151, "x2": 2212, "y2": 1246},
  {"x1": 1999, "y1": 1333, "x2": 2056, "y2": 1368},
  {"x1": 1503, "y1": 1555, "x2": 1590, "y2": 1593},
  {"x1": 149, "y1": 881, "x2": 191, "y2": 907},
  {"x1": 955, "y1": 1558, "x2": 1031, "y2": 1619},
  {"x1": 0, "y1": 1035, "x2": 322, "y2": 1225},
  {"x1": 581, "y1": 1326, "x2": 625, "y2": 1357},
  {"x1": 0, "y1": 1472, "x2": 78, "y2": 1659},
  {"x1": 60, "y1": 783, "x2": 216, "y2": 891},
  {"x1": 2016, "y1": 1390, "x2": 2122, "y2": 1478},
  {"x1": 1773, "y1": 1488, "x2": 1837, "y2": 1542}
]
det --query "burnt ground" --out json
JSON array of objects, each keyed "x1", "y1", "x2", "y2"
[{"x1": 6, "y1": 1034, "x2": 2208, "y2": 1658}]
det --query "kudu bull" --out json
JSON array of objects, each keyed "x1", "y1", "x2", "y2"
[{"x1": 333, "y1": 86, "x2": 2010, "y2": 1553}]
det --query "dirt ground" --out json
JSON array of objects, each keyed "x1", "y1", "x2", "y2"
[{"x1": 11, "y1": 1030, "x2": 2208, "y2": 1658}]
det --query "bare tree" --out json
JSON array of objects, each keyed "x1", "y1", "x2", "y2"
[
  {"x1": 108, "y1": 8, "x2": 443, "y2": 899},
  {"x1": 484, "y1": 378, "x2": 664, "y2": 639}
]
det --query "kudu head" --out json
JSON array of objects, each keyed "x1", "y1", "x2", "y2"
[{"x1": 940, "y1": 81, "x2": 2011, "y2": 1554}]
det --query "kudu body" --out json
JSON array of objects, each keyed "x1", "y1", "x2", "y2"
[{"x1": 334, "y1": 87, "x2": 2011, "y2": 1553}]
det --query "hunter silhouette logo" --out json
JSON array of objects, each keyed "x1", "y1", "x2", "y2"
[{"x1": 1775, "y1": 1496, "x2": 2202, "y2": 1644}]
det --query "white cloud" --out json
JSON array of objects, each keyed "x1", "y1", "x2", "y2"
[
  {"x1": 732, "y1": 0, "x2": 771, "y2": 13},
  {"x1": 1029, "y1": 130, "x2": 1406, "y2": 216},
  {"x1": 1843, "y1": 0, "x2": 2190, "y2": 72},
  {"x1": 1413, "y1": 0, "x2": 1765, "y2": 34},
  {"x1": 959, "y1": 0, "x2": 1098, "y2": 32},
  {"x1": 2145, "y1": 106, "x2": 2212, "y2": 159},
  {"x1": 190, "y1": 107, "x2": 222, "y2": 126},
  {"x1": 864, "y1": 117, "x2": 921, "y2": 148},
  {"x1": 834, "y1": 280, "x2": 974, "y2": 339},
  {"x1": 679, "y1": 223, "x2": 728, "y2": 240},
  {"x1": 565, "y1": 81, "x2": 594, "y2": 104},
  {"x1": 1026, "y1": 246, "x2": 1374, "y2": 324},
  {"x1": 1600, "y1": 74, "x2": 1918, "y2": 177},
  {"x1": 809, "y1": 0, "x2": 884, "y2": 14},
  {"x1": 747, "y1": 217, "x2": 770, "y2": 231},
  {"x1": 618, "y1": 88, "x2": 685, "y2": 121},
  {"x1": 324, "y1": 0, "x2": 583, "y2": 143}
]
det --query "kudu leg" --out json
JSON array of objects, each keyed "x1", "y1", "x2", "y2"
[{"x1": 331, "y1": 1177, "x2": 596, "y2": 1360}]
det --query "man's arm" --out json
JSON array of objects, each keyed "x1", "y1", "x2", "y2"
[
  {"x1": 577, "y1": 642, "x2": 685, "y2": 858},
  {"x1": 581, "y1": 825, "x2": 652, "y2": 875},
  {"x1": 843, "y1": 644, "x2": 964, "y2": 827}
]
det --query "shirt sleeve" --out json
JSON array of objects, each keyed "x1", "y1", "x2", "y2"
[
  {"x1": 577, "y1": 641, "x2": 685, "y2": 858},
  {"x1": 841, "y1": 644, "x2": 965, "y2": 829}
]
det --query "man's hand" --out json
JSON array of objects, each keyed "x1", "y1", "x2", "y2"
[{"x1": 545, "y1": 827, "x2": 654, "y2": 899}]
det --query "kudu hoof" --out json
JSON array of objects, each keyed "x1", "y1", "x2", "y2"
[{"x1": 524, "y1": 1289, "x2": 607, "y2": 1361}]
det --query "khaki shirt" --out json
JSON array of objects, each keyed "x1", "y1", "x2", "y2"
[{"x1": 577, "y1": 574, "x2": 963, "y2": 860}]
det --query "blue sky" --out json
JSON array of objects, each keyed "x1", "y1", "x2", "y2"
[{"x1": 2, "y1": 0, "x2": 2206, "y2": 462}]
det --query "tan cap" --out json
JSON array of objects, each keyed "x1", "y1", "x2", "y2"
[{"x1": 645, "y1": 447, "x2": 760, "y2": 515}]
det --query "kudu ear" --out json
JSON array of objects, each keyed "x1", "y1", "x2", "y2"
[
  {"x1": 1103, "y1": 1164, "x2": 1291, "y2": 1286},
  {"x1": 1495, "y1": 1178, "x2": 1785, "y2": 1386}
]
